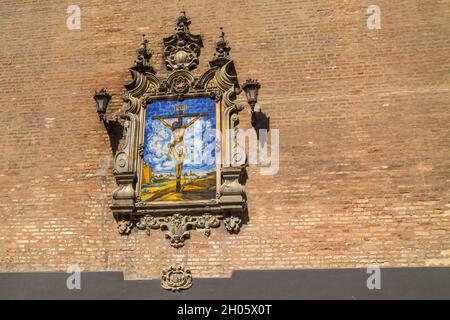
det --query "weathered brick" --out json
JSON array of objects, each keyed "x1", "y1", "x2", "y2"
[{"x1": 0, "y1": 0, "x2": 449, "y2": 279}]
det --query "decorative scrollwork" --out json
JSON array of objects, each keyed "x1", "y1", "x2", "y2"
[
  {"x1": 224, "y1": 215, "x2": 242, "y2": 233},
  {"x1": 161, "y1": 266, "x2": 193, "y2": 292},
  {"x1": 136, "y1": 214, "x2": 222, "y2": 247},
  {"x1": 160, "y1": 214, "x2": 195, "y2": 248},
  {"x1": 166, "y1": 71, "x2": 194, "y2": 95},
  {"x1": 206, "y1": 78, "x2": 221, "y2": 101},
  {"x1": 196, "y1": 214, "x2": 220, "y2": 236},
  {"x1": 139, "y1": 90, "x2": 156, "y2": 106},
  {"x1": 172, "y1": 75, "x2": 190, "y2": 93},
  {"x1": 117, "y1": 120, "x2": 129, "y2": 152},
  {"x1": 136, "y1": 215, "x2": 160, "y2": 235},
  {"x1": 138, "y1": 143, "x2": 144, "y2": 158}
]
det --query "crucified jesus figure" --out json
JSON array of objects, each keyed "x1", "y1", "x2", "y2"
[{"x1": 153, "y1": 111, "x2": 207, "y2": 193}]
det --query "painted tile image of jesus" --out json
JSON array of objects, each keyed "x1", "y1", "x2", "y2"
[
  {"x1": 153, "y1": 111, "x2": 206, "y2": 192},
  {"x1": 141, "y1": 97, "x2": 217, "y2": 202}
]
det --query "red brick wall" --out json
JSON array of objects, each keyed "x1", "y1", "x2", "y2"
[{"x1": 0, "y1": 0, "x2": 449, "y2": 279}]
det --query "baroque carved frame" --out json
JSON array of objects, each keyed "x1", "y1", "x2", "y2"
[{"x1": 110, "y1": 13, "x2": 247, "y2": 248}]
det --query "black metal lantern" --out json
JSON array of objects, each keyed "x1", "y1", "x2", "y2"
[
  {"x1": 93, "y1": 88, "x2": 111, "y2": 119},
  {"x1": 242, "y1": 79, "x2": 261, "y2": 109}
]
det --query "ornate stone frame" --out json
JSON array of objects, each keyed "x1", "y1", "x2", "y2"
[{"x1": 110, "y1": 13, "x2": 247, "y2": 248}]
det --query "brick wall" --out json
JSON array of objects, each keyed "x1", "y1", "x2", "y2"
[{"x1": 0, "y1": 0, "x2": 449, "y2": 279}]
